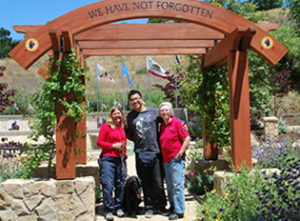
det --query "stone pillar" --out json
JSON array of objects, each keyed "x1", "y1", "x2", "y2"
[{"x1": 262, "y1": 116, "x2": 278, "y2": 139}]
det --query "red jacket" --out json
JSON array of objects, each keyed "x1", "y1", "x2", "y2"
[
  {"x1": 159, "y1": 117, "x2": 189, "y2": 163},
  {"x1": 97, "y1": 123, "x2": 127, "y2": 157}
]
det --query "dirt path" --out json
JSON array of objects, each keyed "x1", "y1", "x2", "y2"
[{"x1": 96, "y1": 147, "x2": 199, "y2": 221}]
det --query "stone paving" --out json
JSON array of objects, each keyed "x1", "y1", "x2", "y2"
[{"x1": 95, "y1": 146, "x2": 199, "y2": 221}]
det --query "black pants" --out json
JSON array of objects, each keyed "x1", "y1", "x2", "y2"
[{"x1": 135, "y1": 155, "x2": 166, "y2": 210}]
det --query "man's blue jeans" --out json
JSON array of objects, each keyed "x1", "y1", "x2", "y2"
[
  {"x1": 98, "y1": 156, "x2": 126, "y2": 212},
  {"x1": 164, "y1": 157, "x2": 185, "y2": 214}
]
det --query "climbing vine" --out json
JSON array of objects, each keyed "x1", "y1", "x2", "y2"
[
  {"x1": 21, "y1": 49, "x2": 86, "y2": 178},
  {"x1": 179, "y1": 55, "x2": 230, "y2": 147}
]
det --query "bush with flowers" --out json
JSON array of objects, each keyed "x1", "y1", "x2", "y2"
[
  {"x1": 256, "y1": 155, "x2": 300, "y2": 220},
  {"x1": 252, "y1": 137, "x2": 297, "y2": 168},
  {"x1": 196, "y1": 137, "x2": 300, "y2": 221},
  {"x1": 186, "y1": 148, "x2": 214, "y2": 196},
  {"x1": 187, "y1": 169, "x2": 214, "y2": 195},
  {"x1": 197, "y1": 168, "x2": 263, "y2": 221}
]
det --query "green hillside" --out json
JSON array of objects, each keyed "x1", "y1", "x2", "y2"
[{"x1": 0, "y1": 55, "x2": 179, "y2": 98}]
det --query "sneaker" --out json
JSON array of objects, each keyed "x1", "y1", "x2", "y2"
[
  {"x1": 156, "y1": 208, "x2": 170, "y2": 216},
  {"x1": 105, "y1": 212, "x2": 114, "y2": 221},
  {"x1": 169, "y1": 213, "x2": 184, "y2": 220},
  {"x1": 115, "y1": 209, "x2": 124, "y2": 217},
  {"x1": 145, "y1": 209, "x2": 154, "y2": 218}
]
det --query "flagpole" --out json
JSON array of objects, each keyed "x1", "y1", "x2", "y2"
[
  {"x1": 146, "y1": 57, "x2": 150, "y2": 105},
  {"x1": 121, "y1": 57, "x2": 126, "y2": 110},
  {"x1": 96, "y1": 62, "x2": 100, "y2": 113},
  {"x1": 174, "y1": 69, "x2": 178, "y2": 108}
]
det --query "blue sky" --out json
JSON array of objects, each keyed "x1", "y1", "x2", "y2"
[{"x1": 1, "y1": 0, "x2": 147, "y2": 40}]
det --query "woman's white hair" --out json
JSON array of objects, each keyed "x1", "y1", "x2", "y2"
[{"x1": 158, "y1": 102, "x2": 174, "y2": 116}]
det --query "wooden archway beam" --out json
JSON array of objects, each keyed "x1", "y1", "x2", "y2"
[
  {"x1": 62, "y1": 28, "x2": 73, "y2": 52},
  {"x1": 49, "y1": 29, "x2": 60, "y2": 52},
  {"x1": 75, "y1": 23, "x2": 225, "y2": 40},
  {"x1": 14, "y1": 23, "x2": 279, "y2": 40},
  {"x1": 240, "y1": 27, "x2": 257, "y2": 51},
  {"x1": 9, "y1": 0, "x2": 287, "y2": 69},
  {"x1": 14, "y1": 25, "x2": 43, "y2": 35},
  {"x1": 78, "y1": 39, "x2": 215, "y2": 49},
  {"x1": 81, "y1": 48, "x2": 206, "y2": 56},
  {"x1": 232, "y1": 28, "x2": 256, "y2": 118},
  {"x1": 203, "y1": 27, "x2": 248, "y2": 68}
]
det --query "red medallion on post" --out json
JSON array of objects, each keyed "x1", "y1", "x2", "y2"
[
  {"x1": 25, "y1": 38, "x2": 39, "y2": 52},
  {"x1": 261, "y1": 36, "x2": 274, "y2": 50}
]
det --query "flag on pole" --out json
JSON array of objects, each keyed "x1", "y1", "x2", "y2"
[
  {"x1": 174, "y1": 55, "x2": 180, "y2": 64},
  {"x1": 96, "y1": 63, "x2": 116, "y2": 83},
  {"x1": 147, "y1": 56, "x2": 169, "y2": 79},
  {"x1": 28, "y1": 103, "x2": 34, "y2": 111},
  {"x1": 174, "y1": 55, "x2": 186, "y2": 78},
  {"x1": 14, "y1": 103, "x2": 19, "y2": 113},
  {"x1": 121, "y1": 58, "x2": 133, "y2": 87}
]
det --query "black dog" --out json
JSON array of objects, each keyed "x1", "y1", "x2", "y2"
[{"x1": 122, "y1": 176, "x2": 142, "y2": 217}]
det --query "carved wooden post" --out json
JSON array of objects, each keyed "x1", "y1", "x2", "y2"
[
  {"x1": 75, "y1": 116, "x2": 87, "y2": 164},
  {"x1": 75, "y1": 74, "x2": 87, "y2": 164},
  {"x1": 202, "y1": 114, "x2": 218, "y2": 160},
  {"x1": 56, "y1": 99, "x2": 76, "y2": 179},
  {"x1": 55, "y1": 28, "x2": 77, "y2": 179},
  {"x1": 227, "y1": 50, "x2": 252, "y2": 171}
]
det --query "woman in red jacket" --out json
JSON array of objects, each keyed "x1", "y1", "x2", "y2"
[
  {"x1": 159, "y1": 102, "x2": 191, "y2": 220},
  {"x1": 97, "y1": 107, "x2": 127, "y2": 221}
]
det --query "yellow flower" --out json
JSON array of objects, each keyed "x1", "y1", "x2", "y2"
[
  {"x1": 222, "y1": 193, "x2": 229, "y2": 200},
  {"x1": 211, "y1": 189, "x2": 216, "y2": 194},
  {"x1": 216, "y1": 215, "x2": 221, "y2": 221}
]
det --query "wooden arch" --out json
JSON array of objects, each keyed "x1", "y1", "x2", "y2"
[{"x1": 9, "y1": 0, "x2": 288, "y2": 179}]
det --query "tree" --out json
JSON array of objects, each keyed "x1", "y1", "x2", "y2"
[
  {"x1": 247, "y1": 0, "x2": 282, "y2": 10},
  {"x1": 153, "y1": 73, "x2": 184, "y2": 107},
  {"x1": 0, "y1": 66, "x2": 15, "y2": 111},
  {"x1": 271, "y1": 22, "x2": 300, "y2": 91},
  {"x1": 0, "y1": 27, "x2": 19, "y2": 59},
  {"x1": 287, "y1": 0, "x2": 300, "y2": 32},
  {"x1": 148, "y1": 18, "x2": 185, "y2": 23},
  {"x1": 204, "y1": 0, "x2": 266, "y2": 23}
]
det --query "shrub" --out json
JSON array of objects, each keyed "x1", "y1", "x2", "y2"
[
  {"x1": 197, "y1": 168, "x2": 263, "y2": 221},
  {"x1": 187, "y1": 171, "x2": 214, "y2": 195},
  {"x1": 187, "y1": 147, "x2": 203, "y2": 162},
  {"x1": 278, "y1": 117, "x2": 288, "y2": 134},
  {"x1": 256, "y1": 156, "x2": 300, "y2": 220},
  {"x1": 0, "y1": 65, "x2": 15, "y2": 113},
  {"x1": 2, "y1": 90, "x2": 35, "y2": 116},
  {"x1": 252, "y1": 138, "x2": 288, "y2": 168},
  {"x1": 0, "y1": 155, "x2": 21, "y2": 182},
  {"x1": 135, "y1": 67, "x2": 147, "y2": 75},
  {"x1": 252, "y1": 137, "x2": 299, "y2": 169}
]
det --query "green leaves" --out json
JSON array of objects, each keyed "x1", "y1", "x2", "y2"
[
  {"x1": 179, "y1": 56, "x2": 230, "y2": 147},
  {"x1": 24, "y1": 49, "x2": 86, "y2": 178}
]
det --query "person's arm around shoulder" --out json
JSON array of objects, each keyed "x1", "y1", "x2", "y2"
[{"x1": 125, "y1": 113, "x2": 133, "y2": 141}]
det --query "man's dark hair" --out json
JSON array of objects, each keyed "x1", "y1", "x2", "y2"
[{"x1": 128, "y1": 90, "x2": 142, "y2": 100}]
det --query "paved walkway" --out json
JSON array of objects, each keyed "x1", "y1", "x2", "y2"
[{"x1": 96, "y1": 146, "x2": 199, "y2": 221}]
